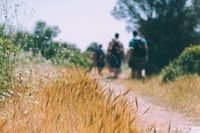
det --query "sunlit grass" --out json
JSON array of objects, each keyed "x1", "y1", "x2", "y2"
[{"x1": 0, "y1": 68, "x2": 139, "y2": 133}]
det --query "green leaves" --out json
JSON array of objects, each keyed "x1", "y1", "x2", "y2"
[
  {"x1": 0, "y1": 37, "x2": 18, "y2": 91},
  {"x1": 15, "y1": 20, "x2": 91, "y2": 68},
  {"x1": 161, "y1": 45, "x2": 200, "y2": 82},
  {"x1": 113, "y1": 0, "x2": 200, "y2": 73}
]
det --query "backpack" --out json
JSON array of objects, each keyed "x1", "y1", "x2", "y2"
[
  {"x1": 132, "y1": 39, "x2": 146, "y2": 57},
  {"x1": 111, "y1": 40, "x2": 121, "y2": 58}
]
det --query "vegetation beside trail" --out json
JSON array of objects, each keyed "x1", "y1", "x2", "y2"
[
  {"x1": 15, "y1": 21, "x2": 91, "y2": 68},
  {"x1": 0, "y1": 68, "x2": 140, "y2": 133},
  {"x1": 0, "y1": 37, "x2": 18, "y2": 92},
  {"x1": 0, "y1": 0, "x2": 200, "y2": 132},
  {"x1": 161, "y1": 45, "x2": 200, "y2": 82},
  {"x1": 121, "y1": 74, "x2": 200, "y2": 122}
]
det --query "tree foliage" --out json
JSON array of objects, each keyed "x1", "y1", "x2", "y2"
[
  {"x1": 112, "y1": 0, "x2": 200, "y2": 72},
  {"x1": 86, "y1": 42, "x2": 99, "y2": 53},
  {"x1": 14, "y1": 21, "x2": 91, "y2": 67},
  {"x1": 33, "y1": 21, "x2": 60, "y2": 56}
]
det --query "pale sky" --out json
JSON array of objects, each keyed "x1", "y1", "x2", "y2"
[{"x1": 24, "y1": 0, "x2": 132, "y2": 51}]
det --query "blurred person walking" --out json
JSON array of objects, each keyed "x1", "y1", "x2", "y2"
[
  {"x1": 128, "y1": 31, "x2": 148, "y2": 81},
  {"x1": 107, "y1": 33, "x2": 124, "y2": 78},
  {"x1": 88, "y1": 44, "x2": 105, "y2": 76}
]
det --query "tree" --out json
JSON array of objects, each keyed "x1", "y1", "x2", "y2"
[
  {"x1": 15, "y1": 21, "x2": 61, "y2": 58},
  {"x1": 0, "y1": 25, "x2": 4, "y2": 38},
  {"x1": 112, "y1": 0, "x2": 200, "y2": 72},
  {"x1": 33, "y1": 21, "x2": 60, "y2": 56},
  {"x1": 85, "y1": 42, "x2": 99, "y2": 53}
]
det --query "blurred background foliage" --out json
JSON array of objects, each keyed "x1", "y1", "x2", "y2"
[
  {"x1": 13, "y1": 21, "x2": 92, "y2": 67},
  {"x1": 161, "y1": 45, "x2": 200, "y2": 82},
  {"x1": 112, "y1": 0, "x2": 200, "y2": 73}
]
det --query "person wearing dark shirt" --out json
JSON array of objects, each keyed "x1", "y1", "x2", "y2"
[
  {"x1": 107, "y1": 33, "x2": 124, "y2": 78},
  {"x1": 128, "y1": 31, "x2": 148, "y2": 81},
  {"x1": 95, "y1": 44, "x2": 105, "y2": 76}
]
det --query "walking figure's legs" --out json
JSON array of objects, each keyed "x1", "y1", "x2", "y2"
[{"x1": 141, "y1": 69, "x2": 146, "y2": 83}]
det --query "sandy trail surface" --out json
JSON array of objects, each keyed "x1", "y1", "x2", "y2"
[{"x1": 99, "y1": 72, "x2": 200, "y2": 133}]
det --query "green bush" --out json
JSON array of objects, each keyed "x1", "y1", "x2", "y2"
[
  {"x1": 161, "y1": 45, "x2": 200, "y2": 82},
  {"x1": 51, "y1": 48, "x2": 91, "y2": 68},
  {"x1": 0, "y1": 38, "x2": 18, "y2": 91}
]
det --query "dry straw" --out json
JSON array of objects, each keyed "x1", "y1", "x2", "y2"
[{"x1": 0, "y1": 68, "x2": 139, "y2": 133}]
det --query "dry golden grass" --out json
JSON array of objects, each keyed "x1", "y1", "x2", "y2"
[
  {"x1": 122, "y1": 75, "x2": 200, "y2": 122},
  {"x1": 0, "y1": 68, "x2": 140, "y2": 133}
]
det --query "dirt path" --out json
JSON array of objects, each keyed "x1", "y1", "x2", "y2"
[{"x1": 100, "y1": 73, "x2": 200, "y2": 133}]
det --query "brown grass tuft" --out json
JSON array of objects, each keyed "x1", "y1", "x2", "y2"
[{"x1": 0, "y1": 68, "x2": 139, "y2": 133}]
